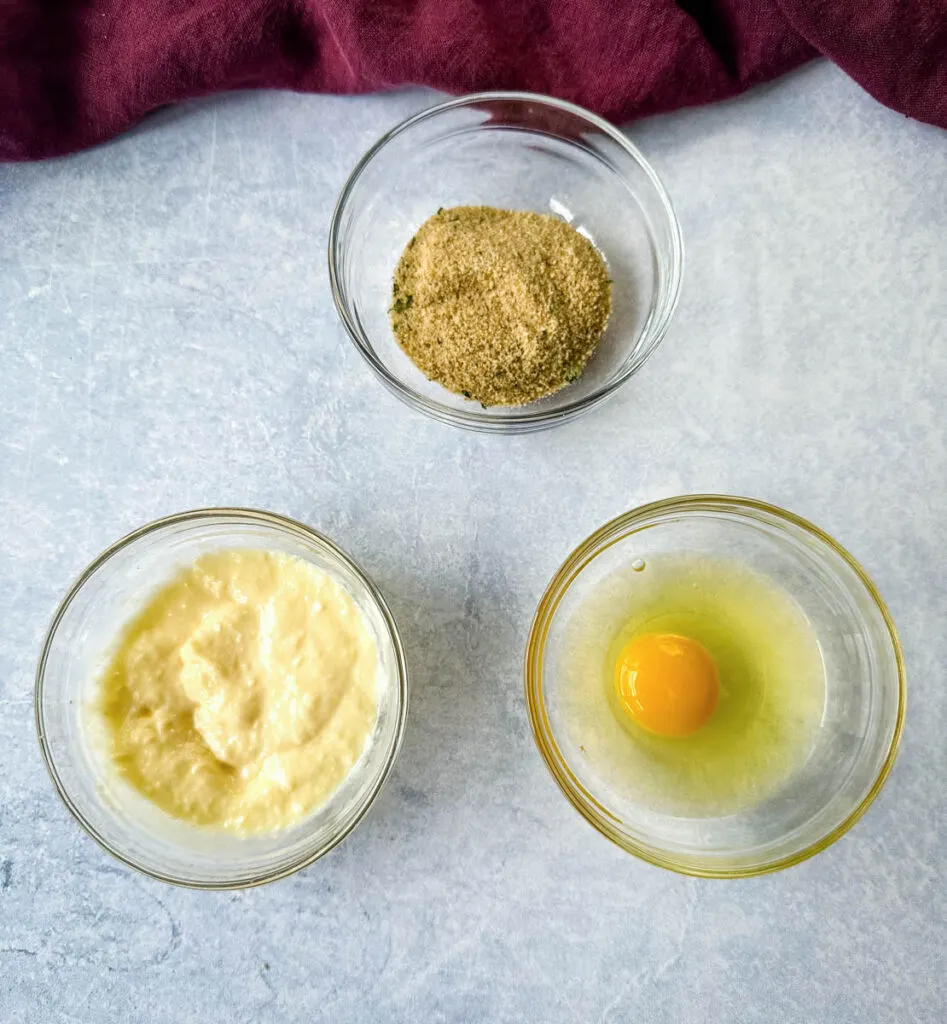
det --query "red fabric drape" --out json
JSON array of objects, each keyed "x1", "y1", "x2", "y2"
[{"x1": 1, "y1": 0, "x2": 943, "y2": 161}]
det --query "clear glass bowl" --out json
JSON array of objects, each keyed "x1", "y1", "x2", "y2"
[
  {"x1": 328, "y1": 92, "x2": 683, "y2": 433},
  {"x1": 525, "y1": 495, "x2": 905, "y2": 877},
  {"x1": 35, "y1": 509, "x2": 408, "y2": 889}
]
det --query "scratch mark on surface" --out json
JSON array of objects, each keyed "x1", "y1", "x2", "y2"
[
  {"x1": 56, "y1": 275, "x2": 74, "y2": 315},
  {"x1": 82, "y1": 219, "x2": 100, "y2": 553},
  {"x1": 145, "y1": 890, "x2": 184, "y2": 966},
  {"x1": 290, "y1": 132, "x2": 301, "y2": 188},
  {"x1": 24, "y1": 176, "x2": 68, "y2": 482},
  {"x1": 47, "y1": 174, "x2": 68, "y2": 276},
  {"x1": 259, "y1": 962, "x2": 277, "y2": 1006},
  {"x1": 383, "y1": 933, "x2": 480, "y2": 1007},
  {"x1": 202, "y1": 108, "x2": 218, "y2": 251},
  {"x1": 651, "y1": 880, "x2": 701, "y2": 980},
  {"x1": 128, "y1": 135, "x2": 142, "y2": 262},
  {"x1": 597, "y1": 882, "x2": 702, "y2": 1023},
  {"x1": 70, "y1": 978, "x2": 99, "y2": 1015},
  {"x1": 100, "y1": 280, "x2": 130, "y2": 470},
  {"x1": 57, "y1": 1012, "x2": 91, "y2": 1024}
]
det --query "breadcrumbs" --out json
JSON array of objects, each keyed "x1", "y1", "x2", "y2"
[{"x1": 390, "y1": 206, "x2": 612, "y2": 406}]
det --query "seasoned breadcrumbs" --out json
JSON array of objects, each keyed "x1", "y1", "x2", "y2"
[{"x1": 390, "y1": 206, "x2": 612, "y2": 406}]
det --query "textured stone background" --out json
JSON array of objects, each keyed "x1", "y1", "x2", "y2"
[{"x1": 1, "y1": 61, "x2": 945, "y2": 1023}]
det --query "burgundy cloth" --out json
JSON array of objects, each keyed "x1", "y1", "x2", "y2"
[{"x1": 1, "y1": 0, "x2": 944, "y2": 161}]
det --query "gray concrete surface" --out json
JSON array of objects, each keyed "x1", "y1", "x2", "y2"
[{"x1": 1, "y1": 61, "x2": 945, "y2": 1023}]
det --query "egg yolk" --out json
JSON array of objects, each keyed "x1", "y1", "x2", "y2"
[{"x1": 614, "y1": 632, "x2": 719, "y2": 737}]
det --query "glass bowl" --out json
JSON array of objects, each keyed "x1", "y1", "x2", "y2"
[
  {"x1": 35, "y1": 509, "x2": 408, "y2": 889},
  {"x1": 525, "y1": 495, "x2": 905, "y2": 877},
  {"x1": 328, "y1": 91, "x2": 683, "y2": 433}
]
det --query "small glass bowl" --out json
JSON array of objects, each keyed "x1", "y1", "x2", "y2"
[
  {"x1": 328, "y1": 92, "x2": 683, "y2": 433},
  {"x1": 525, "y1": 495, "x2": 905, "y2": 877},
  {"x1": 35, "y1": 509, "x2": 408, "y2": 889}
]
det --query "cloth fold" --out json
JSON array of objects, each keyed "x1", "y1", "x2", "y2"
[{"x1": 1, "y1": 0, "x2": 943, "y2": 161}]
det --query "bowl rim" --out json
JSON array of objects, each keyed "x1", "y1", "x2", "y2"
[
  {"x1": 327, "y1": 89, "x2": 684, "y2": 433},
  {"x1": 524, "y1": 493, "x2": 906, "y2": 878},
  {"x1": 34, "y1": 507, "x2": 410, "y2": 890}
]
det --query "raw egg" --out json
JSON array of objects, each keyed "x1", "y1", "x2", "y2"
[
  {"x1": 558, "y1": 552, "x2": 826, "y2": 815},
  {"x1": 614, "y1": 632, "x2": 719, "y2": 737}
]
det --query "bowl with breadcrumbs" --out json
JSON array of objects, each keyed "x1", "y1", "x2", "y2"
[{"x1": 328, "y1": 92, "x2": 683, "y2": 433}]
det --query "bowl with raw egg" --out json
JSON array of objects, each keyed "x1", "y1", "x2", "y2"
[
  {"x1": 36, "y1": 509, "x2": 408, "y2": 888},
  {"x1": 525, "y1": 495, "x2": 905, "y2": 878}
]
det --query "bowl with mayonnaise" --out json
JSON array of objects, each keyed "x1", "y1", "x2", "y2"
[{"x1": 36, "y1": 509, "x2": 408, "y2": 888}]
